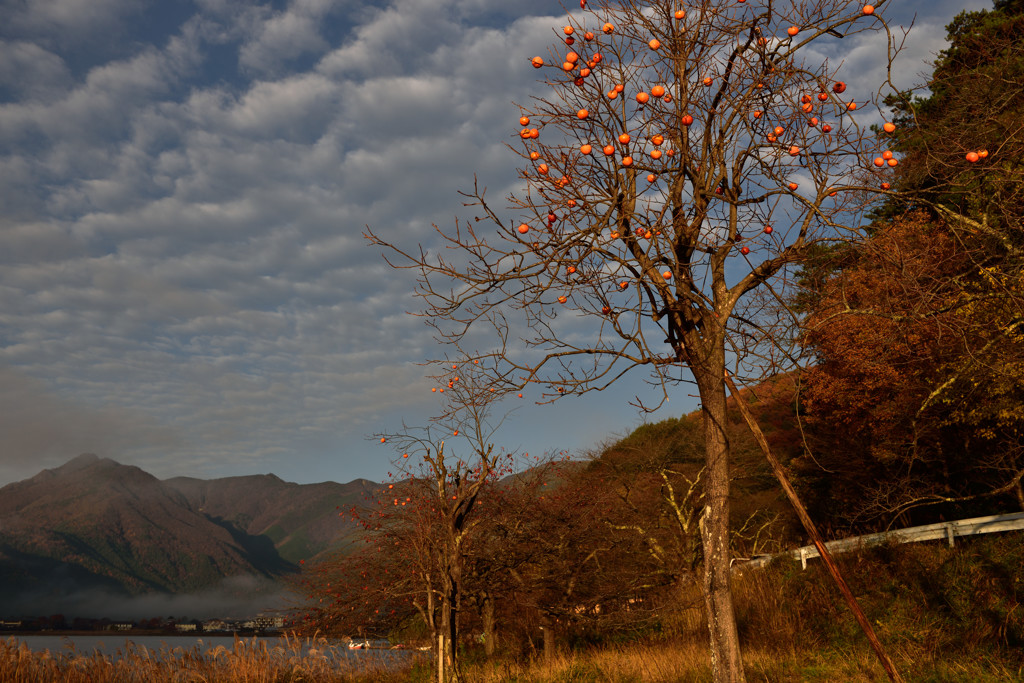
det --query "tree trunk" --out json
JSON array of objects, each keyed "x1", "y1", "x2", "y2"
[
  {"x1": 542, "y1": 620, "x2": 558, "y2": 666},
  {"x1": 481, "y1": 592, "x2": 496, "y2": 657},
  {"x1": 692, "y1": 338, "x2": 746, "y2": 683},
  {"x1": 440, "y1": 588, "x2": 462, "y2": 682},
  {"x1": 440, "y1": 557, "x2": 464, "y2": 682}
]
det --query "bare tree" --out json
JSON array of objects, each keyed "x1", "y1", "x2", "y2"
[
  {"x1": 368, "y1": 1, "x2": 901, "y2": 680},
  {"x1": 374, "y1": 363, "x2": 516, "y2": 683}
]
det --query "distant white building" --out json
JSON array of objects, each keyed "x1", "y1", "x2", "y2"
[
  {"x1": 202, "y1": 619, "x2": 230, "y2": 632},
  {"x1": 254, "y1": 613, "x2": 286, "y2": 630}
]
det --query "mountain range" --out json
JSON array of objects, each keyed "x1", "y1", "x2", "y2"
[{"x1": 0, "y1": 454, "x2": 375, "y2": 618}]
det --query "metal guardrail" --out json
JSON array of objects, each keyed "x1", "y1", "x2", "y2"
[{"x1": 742, "y1": 511, "x2": 1024, "y2": 570}]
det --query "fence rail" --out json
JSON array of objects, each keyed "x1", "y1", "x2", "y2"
[{"x1": 743, "y1": 511, "x2": 1024, "y2": 570}]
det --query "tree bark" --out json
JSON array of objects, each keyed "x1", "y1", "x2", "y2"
[
  {"x1": 542, "y1": 620, "x2": 558, "y2": 666},
  {"x1": 481, "y1": 592, "x2": 496, "y2": 657},
  {"x1": 440, "y1": 562, "x2": 463, "y2": 683},
  {"x1": 693, "y1": 336, "x2": 746, "y2": 683}
]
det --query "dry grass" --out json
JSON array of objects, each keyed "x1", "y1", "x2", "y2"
[
  {"x1": 464, "y1": 641, "x2": 1023, "y2": 683},
  {"x1": 0, "y1": 633, "x2": 426, "y2": 683},
  {"x1": 5, "y1": 634, "x2": 1021, "y2": 682}
]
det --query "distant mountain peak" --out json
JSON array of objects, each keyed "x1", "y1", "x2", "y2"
[
  {"x1": 0, "y1": 458, "x2": 372, "y2": 616},
  {"x1": 61, "y1": 452, "x2": 103, "y2": 469}
]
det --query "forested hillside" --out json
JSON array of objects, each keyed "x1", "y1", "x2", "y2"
[{"x1": 795, "y1": 0, "x2": 1024, "y2": 527}]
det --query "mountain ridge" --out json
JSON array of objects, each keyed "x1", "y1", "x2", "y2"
[{"x1": 0, "y1": 454, "x2": 371, "y2": 617}]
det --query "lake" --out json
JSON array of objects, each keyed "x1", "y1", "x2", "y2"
[{"x1": 5, "y1": 633, "x2": 416, "y2": 666}]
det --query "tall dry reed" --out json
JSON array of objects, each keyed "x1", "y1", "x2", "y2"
[{"x1": 0, "y1": 633, "x2": 425, "y2": 683}]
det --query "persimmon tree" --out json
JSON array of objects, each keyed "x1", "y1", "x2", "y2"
[
  {"x1": 367, "y1": 1, "x2": 901, "y2": 680},
  {"x1": 372, "y1": 363, "x2": 518, "y2": 682},
  {"x1": 295, "y1": 496, "x2": 428, "y2": 639}
]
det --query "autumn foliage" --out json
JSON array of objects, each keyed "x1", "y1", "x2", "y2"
[
  {"x1": 797, "y1": 213, "x2": 1023, "y2": 525},
  {"x1": 795, "y1": 1, "x2": 1024, "y2": 527}
]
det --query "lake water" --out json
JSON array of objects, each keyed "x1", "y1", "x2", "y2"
[{"x1": 5, "y1": 633, "x2": 416, "y2": 666}]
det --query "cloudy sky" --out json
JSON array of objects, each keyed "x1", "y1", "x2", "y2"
[{"x1": 0, "y1": 0, "x2": 990, "y2": 486}]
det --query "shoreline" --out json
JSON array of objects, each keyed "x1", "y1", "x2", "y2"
[{"x1": 2, "y1": 630, "x2": 281, "y2": 638}]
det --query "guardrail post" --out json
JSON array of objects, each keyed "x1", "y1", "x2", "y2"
[
  {"x1": 799, "y1": 547, "x2": 807, "y2": 570},
  {"x1": 946, "y1": 524, "x2": 955, "y2": 548}
]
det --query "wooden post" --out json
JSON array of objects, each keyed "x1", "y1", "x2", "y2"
[
  {"x1": 724, "y1": 372, "x2": 905, "y2": 683},
  {"x1": 438, "y1": 633, "x2": 444, "y2": 683}
]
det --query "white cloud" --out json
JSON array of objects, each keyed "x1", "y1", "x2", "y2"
[
  {"x1": 0, "y1": 40, "x2": 72, "y2": 101},
  {"x1": 239, "y1": 1, "x2": 332, "y2": 76},
  {"x1": 0, "y1": 0, "x2": 980, "y2": 487},
  {"x1": 1, "y1": 0, "x2": 140, "y2": 44}
]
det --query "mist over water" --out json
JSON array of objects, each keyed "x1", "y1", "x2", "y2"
[{"x1": 4, "y1": 575, "x2": 297, "y2": 621}]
